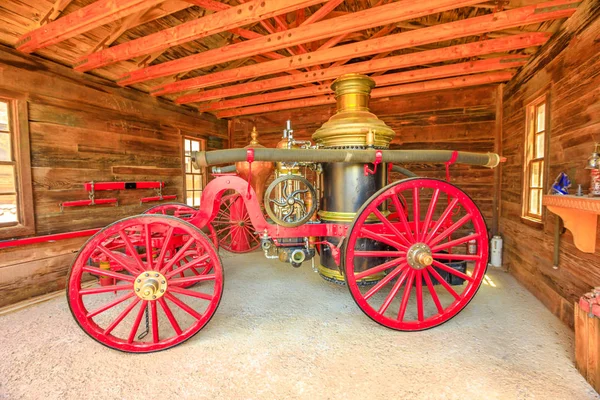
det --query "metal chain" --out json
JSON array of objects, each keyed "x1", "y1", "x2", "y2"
[{"x1": 137, "y1": 303, "x2": 150, "y2": 340}]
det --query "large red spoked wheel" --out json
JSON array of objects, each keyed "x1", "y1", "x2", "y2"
[
  {"x1": 67, "y1": 215, "x2": 223, "y2": 352},
  {"x1": 213, "y1": 193, "x2": 260, "y2": 253},
  {"x1": 345, "y1": 178, "x2": 488, "y2": 331},
  {"x1": 144, "y1": 202, "x2": 218, "y2": 249}
]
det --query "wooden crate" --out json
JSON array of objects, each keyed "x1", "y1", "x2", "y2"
[{"x1": 575, "y1": 294, "x2": 600, "y2": 393}]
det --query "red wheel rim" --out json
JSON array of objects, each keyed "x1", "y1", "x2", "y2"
[
  {"x1": 345, "y1": 178, "x2": 488, "y2": 331},
  {"x1": 213, "y1": 193, "x2": 260, "y2": 253},
  {"x1": 144, "y1": 202, "x2": 218, "y2": 249},
  {"x1": 67, "y1": 215, "x2": 223, "y2": 352}
]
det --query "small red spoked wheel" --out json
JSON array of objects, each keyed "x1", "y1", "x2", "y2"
[
  {"x1": 213, "y1": 192, "x2": 260, "y2": 253},
  {"x1": 144, "y1": 202, "x2": 218, "y2": 249},
  {"x1": 345, "y1": 178, "x2": 488, "y2": 331},
  {"x1": 67, "y1": 215, "x2": 223, "y2": 353}
]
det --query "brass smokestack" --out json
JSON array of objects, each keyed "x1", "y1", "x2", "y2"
[{"x1": 312, "y1": 73, "x2": 395, "y2": 148}]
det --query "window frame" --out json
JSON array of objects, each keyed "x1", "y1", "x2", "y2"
[
  {"x1": 182, "y1": 136, "x2": 207, "y2": 208},
  {"x1": 521, "y1": 91, "x2": 550, "y2": 226},
  {"x1": 0, "y1": 91, "x2": 34, "y2": 239}
]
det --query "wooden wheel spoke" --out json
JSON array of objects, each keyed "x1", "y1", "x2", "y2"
[
  {"x1": 420, "y1": 188, "x2": 440, "y2": 242},
  {"x1": 165, "y1": 293, "x2": 203, "y2": 320},
  {"x1": 359, "y1": 226, "x2": 407, "y2": 250},
  {"x1": 428, "y1": 213, "x2": 472, "y2": 247},
  {"x1": 118, "y1": 229, "x2": 146, "y2": 272},
  {"x1": 128, "y1": 301, "x2": 148, "y2": 344},
  {"x1": 424, "y1": 197, "x2": 459, "y2": 243},
  {"x1": 431, "y1": 260, "x2": 473, "y2": 282},
  {"x1": 426, "y1": 266, "x2": 460, "y2": 300},
  {"x1": 96, "y1": 245, "x2": 142, "y2": 276},
  {"x1": 431, "y1": 232, "x2": 480, "y2": 253},
  {"x1": 378, "y1": 268, "x2": 410, "y2": 314},
  {"x1": 80, "y1": 284, "x2": 132, "y2": 295},
  {"x1": 415, "y1": 271, "x2": 424, "y2": 322},
  {"x1": 104, "y1": 297, "x2": 141, "y2": 335},
  {"x1": 169, "y1": 274, "x2": 216, "y2": 286},
  {"x1": 168, "y1": 285, "x2": 214, "y2": 301},
  {"x1": 364, "y1": 265, "x2": 407, "y2": 301},
  {"x1": 160, "y1": 237, "x2": 195, "y2": 274},
  {"x1": 83, "y1": 265, "x2": 135, "y2": 282},
  {"x1": 422, "y1": 269, "x2": 444, "y2": 314},
  {"x1": 431, "y1": 253, "x2": 481, "y2": 261},
  {"x1": 158, "y1": 297, "x2": 182, "y2": 335},
  {"x1": 354, "y1": 258, "x2": 405, "y2": 281},
  {"x1": 372, "y1": 207, "x2": 412, "y2": 247},
  {"x1": 165, "y1": 253, "x2": 210, "y2": 279},
  {"x1": 150, "y1": 300, "x2": 159, "y2": 344},
  {"x1": 86, "y1": 292, "x2": 135, "y2": 318},
  {"x1": 353, "y1": 250, "x2": 405, "y2": 258},
  {"x1": 412, "y1": 187, "x2": 420, "y2": 240},
  {"x1": 144, "y1": 223, "x2": 153, "y2": 270},
  {"x1": 391, "y1": 194, "x2": 416, "y2": 243},
  {"x1": 398, "y1": 270, "x2": 416, "y2": 321},
  {"x1": 155, "y1": 226, "x2": 175, "y2": 270}
]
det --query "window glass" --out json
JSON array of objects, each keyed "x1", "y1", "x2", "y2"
[
  {"x1": 183, "y1": 137, "x2": 205, "y2": 207},
  {"x1": 523, "y1": 96, "x2": 547, "y2": 222},
  {"x1": 536, "y1": 104, "x2": 545, "y2": 133},
  {"x1": 535, "y1": 133, "x2": 545, "y2": 159}
]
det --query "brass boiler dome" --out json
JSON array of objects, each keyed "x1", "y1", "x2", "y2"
[{"x1": 312, "y1": 73, "x2": 395, "y2": 148}]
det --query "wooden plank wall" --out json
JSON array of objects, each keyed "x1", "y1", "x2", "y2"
[
  {"x1": 500, "y1": 1, "x2": 600, "y2": 328},
  {"x1": 231, "y1": 85, "x2": 499, "y2": 226},
  {"x1": 0, "y1": 45, "x2": 227, "y2": 307}
]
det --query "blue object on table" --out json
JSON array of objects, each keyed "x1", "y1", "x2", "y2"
[{"x1": 551, "y1": 172, "x2": 571, "y2": 195}]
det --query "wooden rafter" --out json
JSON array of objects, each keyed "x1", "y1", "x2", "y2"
[
  {"x1": 216, "y1": 71, "x2": 515, "y2": 118},
  {"x1": 16, "y1": 0, "x2": 166, "y2": 53},
  {"x1": 117, "y1": 0, "x2": 482, "y2": 86},
  {"x1": 73, "y1": 0, "x2": 326, "y2": 72},
  {"x1": 197, "y1": 56, "x2": 528, "y2": 112},
  {"x1": 87, "y1": 1, "x2": 195, "y2": 55},
  {"x1": 175, "y1": 32, "x2": 549, "y2": 104},
  {"x1": 39, "y1": 0, "x2": 74, "y2": 26},
  {"x1": 153, "y1": 0, "x2": 579, "y2": 97}
]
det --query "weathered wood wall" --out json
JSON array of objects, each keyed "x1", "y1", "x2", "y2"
[
  {"x1": 231, "y1": 84, "x2": 499, "y2": 226},
  {"x1": 500, "y1": 2, "x2": 600, "y2": 328},
  {"x1": 0, "y1": 45, "x2": 227, "y2": 307}
]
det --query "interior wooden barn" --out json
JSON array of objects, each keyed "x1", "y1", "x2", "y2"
[{"x1": 0, "y1": 0, "x2": 599, "y2": 398}]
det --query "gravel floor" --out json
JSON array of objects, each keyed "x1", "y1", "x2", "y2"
[{"x1": 0, "y1": 251, "x2": 597, "y2": 400}]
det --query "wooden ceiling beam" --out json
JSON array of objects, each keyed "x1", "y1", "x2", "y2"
[
  {"x1": 118, "y1": 0, "x2": 483, "y2": 86},
  {"x1": 16, "y1": 0, "x2": 166, "y2": 53},
  {"x1": 39, "y1": 0, "x2": 75, "y2": 26},
  {"x1": 154, "y1": 0, "x2": 579, "y2": 97},
  {"x1": 73, "y1": 0, "x2": 326, "y2": 72},
  {"x1": 216, "y1": 71, "x2": 515, "y2": 118},
  {"x1": 197, "y1": 56, "x2": 528, "y2": 112},
  {"x1": 300, "y1": 0, "x2": 345, "y2": 26},
  {"x1": 174, "y1": 31, "x2": 550, "y2": 104}
]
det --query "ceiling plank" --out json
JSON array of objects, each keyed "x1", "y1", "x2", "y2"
[
  {"x1": 153, "y1": 0, "x2": 579, "y2": 96},
  {"x1": 216, "y1": 71, "x2": 515, "y2": 118},
  {"x1": 117, "y1": 0, "x2": 484, "y2": 86},
  {"x1": 197, "y1": 55, "x2": 528, "y2": 112},
  {"x1": 176, "y1": 32, "x2": 549, "y2": 104},
  {"x1": 16, "y1": 0, "x2": 166, "y2": 53},
  {"x1": 73, "y1": 0, "x2": 326, "y2": 72}
]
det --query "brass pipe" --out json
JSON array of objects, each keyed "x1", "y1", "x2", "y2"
[{"x1": 192, "y1": 148, "x2": 502, "y2": 169}]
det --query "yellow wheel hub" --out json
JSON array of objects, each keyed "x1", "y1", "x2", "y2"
[
  {"x1": 134, "y1": 271, "x2": 168, "y2": 300},
  {"x1": 407, "y1": 243, "x2": 434, "y2": 270}
]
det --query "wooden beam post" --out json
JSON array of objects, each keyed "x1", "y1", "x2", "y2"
[
  {"x1": 73, "y1": 0, "x2": 326, "y2": 71},
  {"x1": 197, "y1": 56, "x2": 528, "y2": 111},
  {"x1": 492, "y1": 83, "x2": 504, "y2": 235},
  {"x1": 176, "y1": 32, "x2": 549, "y2": 104},
  {"x1": 116, "y1": 0, "x2": 481, "y2": 86},
  {"x1": 16, "y1": 0, "x2": 166, "y2": 53},
  {"x1": 216, "y1": 71, "x2": 515, "y2": 118},
  {"x1": 152, "y1": 0, "x2": 579, "y2": 96}
]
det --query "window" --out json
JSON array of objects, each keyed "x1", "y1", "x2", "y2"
[
  {"x1": 183, "y1": 137, "x2": 206, "y2": 207},
  {"x1": 522, "y1": 94, "x2": 548, "y2": 223},
  {"x1": 0, "y1": 93, "x2": 34, "y2": 239}
]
